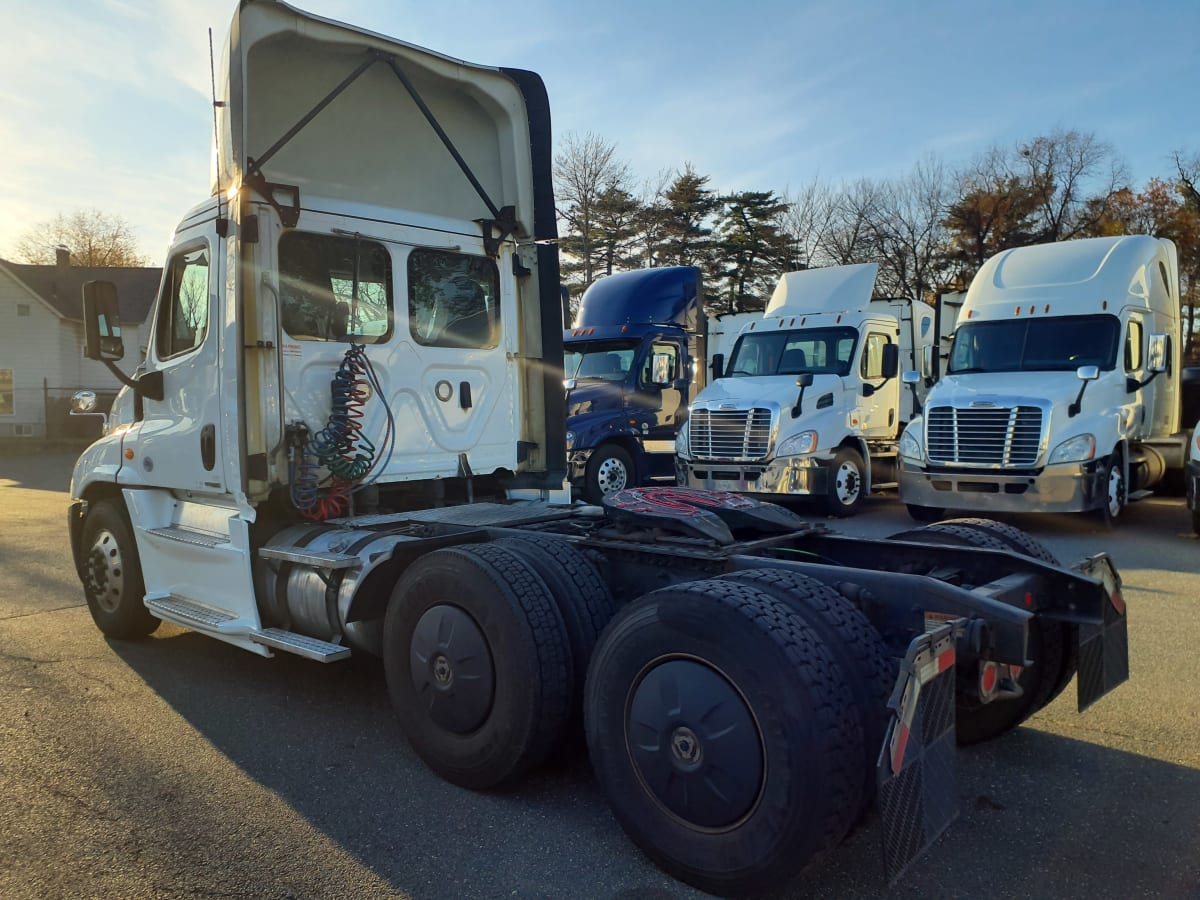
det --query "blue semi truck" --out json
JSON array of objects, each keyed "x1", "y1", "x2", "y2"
[{"x1": 563, "y1": 267, "x2": 754, "y2": 502}]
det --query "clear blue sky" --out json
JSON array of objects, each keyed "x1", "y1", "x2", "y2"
[{"x1": 1, "y1": 0, "x2": 1197, "y2": 263}]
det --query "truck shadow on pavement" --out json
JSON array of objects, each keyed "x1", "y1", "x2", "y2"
[{"x1": 111, "y1": 632, "x2": 1200, "y2": 900}]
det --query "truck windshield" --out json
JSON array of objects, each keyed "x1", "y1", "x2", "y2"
[
  {"x1": 948, "y1": 314, "x2": 1120, "y2": 374},
  {"x1": 564, "y1": 340, "x2": 640, "y2": 382},
  {"x1": 726, "y1": 327, "x2": 858, "y2": 377}
]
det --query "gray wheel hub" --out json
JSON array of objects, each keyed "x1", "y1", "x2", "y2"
[
  {"x1": 1106, "y1": 464, "x2": 1123, "y2": 518},
  {"x1": 834, "y1": 460, "x2": 861, "y2": 505},
  {"x1": 86, "y1": 529, "x2": 125, "y2": 614},
  {"x1": 596, "y1": 456, "x2": 628, "y2": 496}
]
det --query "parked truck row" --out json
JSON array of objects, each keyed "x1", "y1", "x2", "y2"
[{"x1": 67, "y1": 1, "x2": 1129, "y2": 895}]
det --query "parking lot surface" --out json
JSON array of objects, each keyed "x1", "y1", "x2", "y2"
[{"x1": 2, "y1": 452, "x2": 1199, "y2": 899}]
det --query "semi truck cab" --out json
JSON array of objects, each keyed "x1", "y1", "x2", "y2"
[
  {"x1": 899, "y1": 235, "x2": 1184, "y2": 524},
  {"x1": 676, "y1": 264, "x2": 935, "y2": 515}
]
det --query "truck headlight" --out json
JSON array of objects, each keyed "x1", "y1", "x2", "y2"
[
  {"x1": 899, "y1": 430, "x2": 923, "y2": 462},
  {"x1": 777, "y1": 430, "x2": 818, "y2": 456},
  {"x1": 1048, "y1": 433, "x2": 1095, "y2": 465},
  {"x1": 675, "y1": 420, "x2": 690, "y2": 456},
  {"x1": 565, "y1": 430, "x2": 576, "y2": 451}
]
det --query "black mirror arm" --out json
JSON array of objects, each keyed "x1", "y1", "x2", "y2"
[
  {"x1": 791, "y1": 387, "x2": 807, "y2": 419},
  {"x1": 1068, "y1": 380, "x2": 1088, "y2": 417},
  {"x1": 102, "y1": 360, "x2": 164, "y2": 402}
]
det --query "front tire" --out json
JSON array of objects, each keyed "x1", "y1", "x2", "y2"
[
  {"x1": 79, "y1": 499, "x2": 159, "y2": 640},
  {"x1": 584, "y1": 579, "x2": 863, "y2": 896},
  {"x1": 585, "y1": 444, "x2": 633, "y2": 504},
  {"x1": 826, "y1": 447, "x2": 865, "y2": 517}
]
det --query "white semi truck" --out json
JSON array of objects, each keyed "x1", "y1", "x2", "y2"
[
  {"x1": 676, "y1": 263, "x2": 936, "y2": 515},
  {"x1": 1188, "y1": 423, "x2": 1200, "y2": 534},
  {"x1": 899, "y1": 235, "x2": 1186, "y2": 525},
  {"x1": 66, "y1": 2, "x2": 1129, "y2": 894}
]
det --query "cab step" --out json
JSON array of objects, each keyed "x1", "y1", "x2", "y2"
[
  {"x1": 258, "y1": 546, "x2": 359, "y2": 569},
  {"x1": 146, "y1": 525, "x2": 229, "y2": 548},
  {"x1": 144, "y1": 594, "x2": 349, "y2": 662}
]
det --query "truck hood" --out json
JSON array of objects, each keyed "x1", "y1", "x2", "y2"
[
  {"x1": 696, "y1": 374, "x2": 843, "y2": 408},
  {"x1": 566, "y1": 381, "x2": 626, "y2": 419},
  {"x1": 929, "y1": 371, "x2": 1092, "y2": 406}
]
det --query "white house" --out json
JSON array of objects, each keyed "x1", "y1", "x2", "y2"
[{"x1": 0, "y1": 249, "x2": 161, "y2": 438}]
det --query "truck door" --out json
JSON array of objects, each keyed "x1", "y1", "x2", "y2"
[
  {"x1": 637, "y1": 339, "x2": 684, "y2": 476},
  {"x1": 856, "y1": 328, "x2": 899, "y2": 438},
  {"x1": 126, "y1": 223, "x2": 227, "y2": 494}
]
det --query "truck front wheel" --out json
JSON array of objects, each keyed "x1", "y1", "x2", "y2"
[
  {"x1": 1096, "y1": 452, "x2": 1125, "y2": 528},
  {"x1": 383, "y1": 543, "x2": 573, "y2": 790},
  {"x1": 826, "y1": 447, "x2": 865, "y2": 517},
  {"x1": 79, "y1": 499, "x2": 159, "y2": 640},
  {"x1": 584, "y1": 579, "x2": 863, "y2": 896},
  {"x1": 585, "y1": 444, "x2": 633, "y2": 504}
]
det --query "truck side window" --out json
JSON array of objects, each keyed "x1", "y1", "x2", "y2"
[
  {"x1": 860, "y1": 332, "x2": 891, "y2": 379},
  {"x1": 156, "y1": 246, "x2": 210, "y2": 360},
  {"x1": 408, "y1": 249, "x2": 500, "y2": 349},
  {"x1": 279, "y1": 232, "x2": 392, "y2": 343},
  {"x1": 1125, "y1": 321, "x2": 1143, "y2": 372}
]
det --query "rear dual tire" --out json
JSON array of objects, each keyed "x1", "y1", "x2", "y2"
[{"x1": 584, "y1": 578, "x2": 868, "y2": 896}]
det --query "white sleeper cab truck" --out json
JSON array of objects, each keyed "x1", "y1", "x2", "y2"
[
  {"x1": 67, "y1": 2, "x2": 1130, "y2": 894},
  {"x1": 899, "y1": 235, "x2": 1185, "y2": 525},
  {"x1": 676, "y1": 263, "x2": 936, "y2": 515}
]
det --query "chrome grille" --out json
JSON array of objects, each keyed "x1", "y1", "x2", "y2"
[
  {"x1": 690, "y1": 408, "x2": 774, "y2": 461},
  {"x1": 926, "y1": 406, "x2": 1044, "y2": 467}
]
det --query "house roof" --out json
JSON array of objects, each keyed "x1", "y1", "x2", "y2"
[{"x1": 0, "y1": 258, "x2": 162, "y2": 323}]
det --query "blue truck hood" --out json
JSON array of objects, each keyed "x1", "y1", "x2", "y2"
[{"x1": 566, "y1": 380, "x2": 627, "y2": 419}]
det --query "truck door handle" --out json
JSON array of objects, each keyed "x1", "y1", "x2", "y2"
[{"x1": 200, "y1": 424, "x2": 216, "y2": 471}]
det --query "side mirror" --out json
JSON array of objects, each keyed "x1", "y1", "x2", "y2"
[
  {"x1": 1069, "y1": 365, "x2": 1100, "y2": 417},
  {"x1": 710, "y1": 352, "x2": 725, "y2": 380},
  {"x1": 650, "y1": 352, "x2": 673, "y2": 386},
  {"x1": 1148, "y1": 333, "x2": 1170, "y2": 373},
  {"x1": 791, "y1": 372, "x2": 813, "y2": 419},
  {"x1": 881, "y1": 343, "x2": 899, "y2": 379},
  {"x1": 1076, "y1": 365, "x2": 1100, "y2": 381},
  {"x1": 795, "y1": 372, "x2": 814, "y2": 388},
  {"x1": 901, "y1": 370, "x2": 921, "y2": 385},
  {"x1": 921, "y1": 344, "x2": 934, "y2": 379},
  {"x1": 564, "y1": 378, "x2": 577, "y2": 392},
  {"x1": 70, "y1": 390, "x2": 99, "y2": 414},
  {"x1": 82, "y1": 281, "x2": 125, "y2": 361}
]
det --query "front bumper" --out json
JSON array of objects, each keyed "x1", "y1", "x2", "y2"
[
  {"x1": 1187, "y1": 460, "x2": 1200, "y2": 514},
  {"x1": 899, "y1": 458, "x2": 1104, "y2": 514},
  {"x1": 678, "y1": 454, "x2": 832, "y2": 497}
]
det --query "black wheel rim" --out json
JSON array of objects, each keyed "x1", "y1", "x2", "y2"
[
  {"x1": 626, "y1": 657, "x2": 765, "y2": 830},
  {"x1": 410, "y1": 604, "x2": 495, "y2": 734}
]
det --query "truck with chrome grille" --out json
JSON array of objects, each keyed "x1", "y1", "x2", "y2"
[
  {"x1": 899, "y1": 235, "x2": 1188, "y2": 525},
  {"x1": 676, "y1": 263, "x2": 936, "y2": 515},
  {"x1": 65, "y1": 3, "x2": 1129, "y2": 896}
]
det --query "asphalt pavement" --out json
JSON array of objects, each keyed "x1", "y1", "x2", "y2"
[{"x1": 2, "y1": 452, "x2": 1199, "y2": 899}]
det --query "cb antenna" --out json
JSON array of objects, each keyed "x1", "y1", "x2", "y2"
[{"x1": 208, "y1": 28, "x2": 225, "y2": 199}]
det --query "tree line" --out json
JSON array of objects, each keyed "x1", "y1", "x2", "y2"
[{"x1": 554, "y1": 130, "x2": 1200, "y2": 357}]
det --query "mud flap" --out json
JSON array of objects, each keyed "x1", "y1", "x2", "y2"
[
  {"x1": 877, "y1": 622, "x2": 963, "y2": 885},
  {"x1": 1073, "y1": 553, "x2": 1130, "y2": 711}
]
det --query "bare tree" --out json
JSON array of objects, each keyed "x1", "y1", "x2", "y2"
[
  {"x1": 1011, "y1": 128, "x2": 1128, "y2": 242},
  {"x1": 871, "y1": 156, "x2": 954, "y2": 300},
  {"x1": 779, "y1": 178, "x2": 835, "y2": 271},
  {"x1": 818, "y1": 179, "x2": 884, "y2": 268},
  {"x1": 13, "y1": 209, "x2": 148, "y2": 266},
  {"x1": 553, "y1": 132, "x2": 633, "y2": 288}
]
